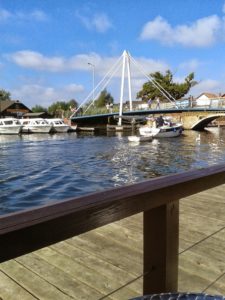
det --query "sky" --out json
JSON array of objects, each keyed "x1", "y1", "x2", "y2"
[{"x1": 1, "y1": 0, "x2": 225, "y2": 109}]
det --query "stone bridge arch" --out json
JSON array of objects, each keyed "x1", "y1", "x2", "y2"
[{"x1": 191, "y1": 114, "x2": 225, "y2": 130}]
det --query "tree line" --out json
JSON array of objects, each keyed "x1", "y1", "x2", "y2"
[{"x1": 0, "y1": 70, "x2": 197, "y2": 116}]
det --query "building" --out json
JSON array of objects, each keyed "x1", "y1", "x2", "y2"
[
  {"x1": 0, "y1": 100, "x2": 31, "y2": 118},
  {"x1": 195, "y1": 92, "x2": 225, "y2": 108},
  {"x1": 23, "y1": 112, "x2": 51, "y2": 119}
]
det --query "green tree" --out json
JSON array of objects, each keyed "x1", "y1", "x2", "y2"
[
  {"x1": 32, "y1": 105, "x2": 47, "y2": 113},
  {"x1": 48, "y1": 101, "x2": 67, "y2": 117},
  {"x1": 137, "y1": 70, "x2": 197, "y2": 102},
  {"x1": 95, "y1": 89, "x2": 114, "y2": 108},
  {"x1": 48, "y1": 99, "x2": 79, "y2": 117},
  {"x1": 0, "y1": 89, "x2": 11, "y2": 101},
  {"x1": 68, "y1": 99, "x2": 78, "y2": 109}
]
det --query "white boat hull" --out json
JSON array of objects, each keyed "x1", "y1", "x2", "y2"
[
  {"x1": 19, "y1": 118, "x2": 52, "y2": 134},
  {"x1": 128, "y1": 135, "x2": 152, "y2": 142},
  {"x1": 21, "y1": 126, "x2": 52, "y2": 134},
  {"x1": 46, "y1": 119, "x2": 71, "y2": 133},
  {"x1": 139, "y1": 124, "x2": 183, "y2": 138},
  {"x1": 51, "y1": 125, "x2": 70, "y2": 133},
  {"x1": 0, "y1": 126, "x2": 22, "y2": 135},
  {"x1": 0, "y1": 118, "x2": 22, "y2": 135}
]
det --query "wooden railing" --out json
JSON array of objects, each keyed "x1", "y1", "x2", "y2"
[{"x1": 1, "y1": 164, "x2": 225, "y2": 295}]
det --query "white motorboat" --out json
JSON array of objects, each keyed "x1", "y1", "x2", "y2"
[
  {"x1": 46, "y1": 118, "x2": 71, "y2": 133},
  {"x1": 139, "y1": 124, "x2": 183, "y2": 138},
  {"x1": 19, "y1": 118, "x2": 52, "y2": 134},
  {"x1": 128, "y1": 135, "x2": 152, "y2": 142},
  {"x1": 139, "y1": 116, "x2": 183, "y2": 138},
  {"x1": 0, "y1": 118, "x2": 22, "y2": 135}
]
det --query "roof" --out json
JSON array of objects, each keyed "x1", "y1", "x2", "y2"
[
  {"x1": 0, "y1": 100, "x2": 18, "y2": 111},
  {"x1": 23, "y1": 112, "x2": 47, "y2": 117},
  {"x1": 196, "y1": 92, "x2": 218, "y2": 99},
  {"x1": 0, "y1": 100, "x2": 31, "y2": 112}
]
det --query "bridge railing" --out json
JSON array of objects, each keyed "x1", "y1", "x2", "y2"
[{"x1": 1, "y1": 164, "x2": 225, "y2": 294}]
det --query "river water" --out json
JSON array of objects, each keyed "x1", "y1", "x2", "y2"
[{"x1": 1, "y1": 128, "x2": 225, "y2": 215}]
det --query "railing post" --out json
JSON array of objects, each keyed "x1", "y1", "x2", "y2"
[{"x1": 143, "y1": 200, "x2": 179, "y2": 294}]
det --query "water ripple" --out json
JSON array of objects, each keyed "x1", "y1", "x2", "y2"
[{"x1": 1, "y1": 129, "x2": 225, "y2": 214}]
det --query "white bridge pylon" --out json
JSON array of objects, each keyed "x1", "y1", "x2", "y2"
[
  {"x1": 118, "y1": 50, "x2": 132, "y2": 126},
  {"x1": 70, "y1": 50, "x2": 178, "y2": 120}
]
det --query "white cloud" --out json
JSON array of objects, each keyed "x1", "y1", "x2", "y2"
[
  {"x1": 223, "y1": 2, "x2": 225, "y2": 14},
  {"x1": 8, "y1": 51, "x2": 66, "y2": 72},
  {"x1": 11, "y1": 83, "x2": 84, "y2": 108},
  {"x1": 76, "y1": 11, "x2": 112, "y2": 33},
  {"x1": 7, "y1": 50, "x2": 169, "y2": 77},
  {"x1": 134, "y1": 57, "x2": 169, "y2": 76},
  {"x1": 16, "y1": 9, "x2": 48, "y2": 22},
  {"x1": 140, "y1": 15, "x2": 222, "y2": 47},
  {"x1": 7, "y1": 50, "x2": 103, "y2": 72},
  {"x1": 140, "y1": 16, "x2": 173, "y2": 44},
  {"x1": 0, "y1": 9, "x2": 12, "y2": 21},
  {"x1": 190, "y1": 79, "x2": 222, "y2": 96},
  {"x1": 92, "y1": 13, "x2": 112, "y2": 33},
  {"x1": 64, "y1": 83, "x2": 84, "y2": 93},
  {"x1": 0, "y1": 8, "x2": 48, "y2": 22},
  {"x1": 179, "y1": 59, "x2": 201, "y2": 72}
]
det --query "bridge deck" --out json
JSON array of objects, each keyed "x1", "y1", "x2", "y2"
[
  {"x1": 1, "y1": 184, "x2": 225, "y2": 299},
  {"x1": 70, "y1": 108, "x2": 225, "y2": 130},
  {"x1": 71, "y1": 108, "x2": 225, "y2": 121}
]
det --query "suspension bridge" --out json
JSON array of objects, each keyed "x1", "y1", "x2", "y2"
[{"x1": 69, "y1": 50, "x2": 225, "y2": 131}]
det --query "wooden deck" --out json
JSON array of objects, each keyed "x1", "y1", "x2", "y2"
[{"x1": 1, "y1": 184, "x2": 225, "y2": 299}]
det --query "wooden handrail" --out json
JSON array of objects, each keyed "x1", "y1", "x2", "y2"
[{"x1": 1, "y1": 164, "x2": 225, "y2": 293}]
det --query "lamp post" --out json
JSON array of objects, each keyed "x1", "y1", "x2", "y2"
[{"x1": 88, "y1": 62, "x2": 95, "y2": 105}]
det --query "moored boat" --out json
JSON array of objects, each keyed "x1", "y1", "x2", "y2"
[
  {"x1": 0, "y1": 118, "x2": 22, "y2": 135},
  {"x1": 46, "y1": 118, "x2": 71, "y2": 133},
  {"x1": 139, "y1": 116, "x2": 183, "y2": 138},
  {"x1": 139, "y1": 124, "x2": 183, "y2": 138},
  {"x1": 19, "y1": 118, "x2": 52, "y2": 134}
]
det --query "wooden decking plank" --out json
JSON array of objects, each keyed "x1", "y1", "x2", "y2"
[
  {"x1": 178, "y1": 267, "x2": 211, "y2": 292},
  {"x1": 96, "y1": 221, "x2": 143, "y2": 250},
  {"x1": 206, "y1": 273, "x2": 225, "y2": 295},
  {"x1": 180, "y1": 200, "x2": 225, "y2": 216},
  {"x1": 0, "y1": 270, "x2": 36, "y2": 300},
  {"x1": 69, "y1": 232, "x2": 142, "y2": 275},
  {"x1": 178, "y1": 187, "x2": 225, "y2": 293},
  {"x1": 51, "y1": 241, "x2": 142, "y2": 294},
  {"x1": 180, "y1": 211, "x2": 224, "y2": 231},
  {"x1": 34, "y1": 246, "x2": 137, "y2": 298},
  {"x1": 179, "y1": 252, "x2": 222, "y2": 283},
  {"x1": 188, "y1": 231, "x2": 225, "y2": 263},
  {"x1": 16, "y1": 252, "x2": 103, "y2": 300},
  {"x1": 0, "y1": 260, "x2": 71, "y2": 300},
  {"x1": 117, "y1": 215, "x2": 143, "y2": 231},
  {"x1": 181, "y1": 196, "x2": 225, "y2": 222}
]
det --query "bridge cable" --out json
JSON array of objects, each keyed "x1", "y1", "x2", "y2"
[
  {"x1": 70, "y1": 53, "x2": 124, "y2": 118},
  {"x1": 129, "y1": 54, "x2": 178, "y2": 108},
  {"x1": 83, "y1": 56, "x2": 124, "y2": 114}
]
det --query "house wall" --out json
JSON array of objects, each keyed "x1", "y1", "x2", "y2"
[{"x1": 196, "y1": 95, "x2": 210, "y2": 106}]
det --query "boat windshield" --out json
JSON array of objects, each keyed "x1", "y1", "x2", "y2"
[
  {"x1": 35, "y1": 120, "x2": 48, "y2": 125},
  {"x1": 4, "y1": 120, "x2": 13, "y2": 125}
]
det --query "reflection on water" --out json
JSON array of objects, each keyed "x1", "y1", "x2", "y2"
[{"x1": 1, "y1": 128, "x2": 225, "y2": 214}]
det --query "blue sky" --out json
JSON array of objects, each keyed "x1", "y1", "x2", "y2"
[{"x1": 1, "y1": 0, "x2": 225, "y2": 108}]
